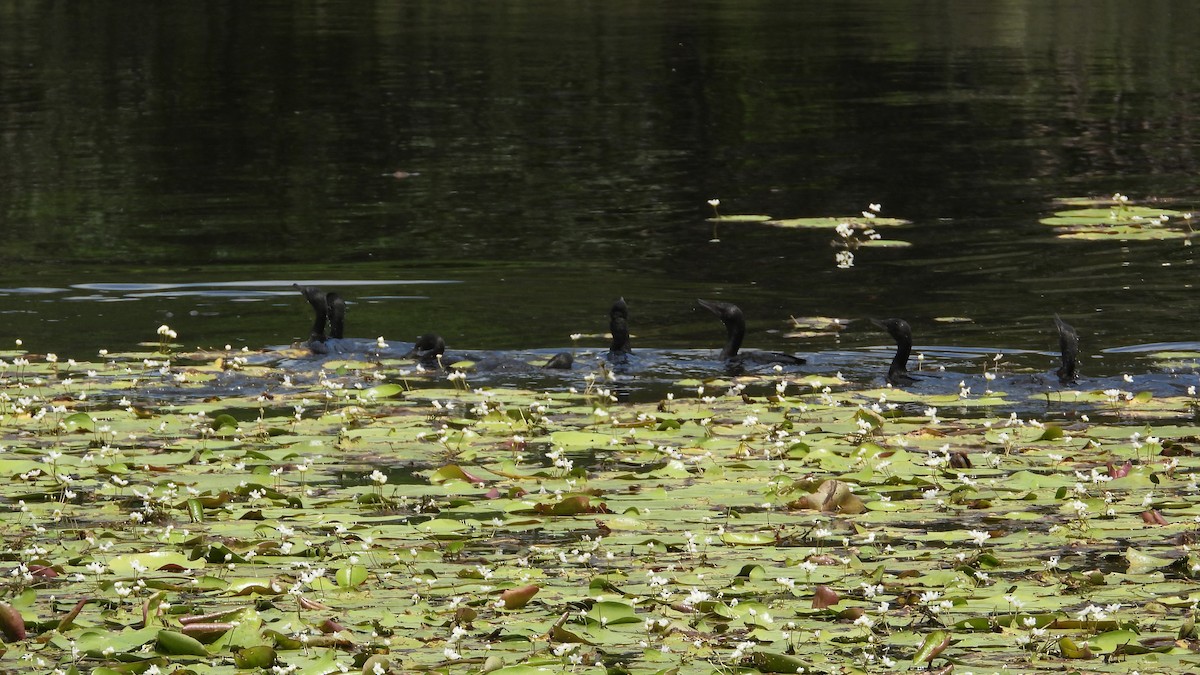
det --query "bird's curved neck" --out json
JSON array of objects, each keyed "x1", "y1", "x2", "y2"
[
  {"x1": 721, "y1": 323, "x2": 744, "y2": 359},
  {"x1": 890, "y1": 339, "x2": 911, "y2": 375},
  {"x1": 329, "y1": 305, "x2": 345, "y2": 339},
  {"x1": 609, "y1": 316, "x2": 631, "y2": 354},
  {"x1": 309, "y1": 307, "x2": 327, "y2": 342},
  {"x1": 1054, "y1": 316, "x2": 1079, "y2": 384},
  {"x1": 1059, "y1": 338, "x2": 1077, "y2": 380}
]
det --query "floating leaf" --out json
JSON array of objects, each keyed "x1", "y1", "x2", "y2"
[
  {"x1": 500, "y1": 585, "x2": 539, "y2": 609},
  {"x1": 1041, "y1": 206, "x2": 1183, "y2": 224},
  {"x1": 1042, "y1": 204, "x2": 1189, "y2": 241},
  {"x1": 108, "y1": 552, "x2": 205, "y2": 577},
  {"x1": 789, "y1": 479, "x2": 866, "y2": 514},
  {"x1": 365, "y1": 384, "x2": 405, "y2": 399},
  {"x1": 0, "y1": 603, "x2": 25, "y2": 642},
  {"x1": 587, "y1": 601, "x2": 638, "y2": 625},
  {"x1": 765, "y1": 216, "x2": 909, "y2": 229},
  {"x1": 811, "y1": 585, "x2": 840, "y2": 609},
  {"x1": 1058, "y1": 636, "x2": 1093, "y2": 659},
  {"x1": 234, "y1": 645, "x2": 278, "y2": 668},
  {"x1": 913, "y1": 630, "x2": 951, "y2": 664},
  {"x1": 429, "y1": 464, "x2": 487, "y2": 484},
  {"x1": 858, "y1": 238, "x2": 912, "y2": 248},
  {"x1": 1089, "y1": 629, "x2": 1144, "y2": 654},
  {"x1": 705, "y1": 214, "x2": 772, "y2": 223},
  {"x1": 933, "y1": 316, "x2": 974, "y2": 323},
  {"x1": 1126, "y1": 548, "x2": 1173, "y2": 573},
  {"x1": 156, "y1": 629, "x2": 209, "y2": 657},
  {"x1": 1058, "y1": 227, "x2": 1189, "y2": 241},
  {"x1": 63, "y1": 411, "x2": 95, "y2": 431},
  {"x1": 335, "y1": 565, "x2": 368, "y2": 589},
  {"x1": 721, "y1": 531, "x2": 774, "y2": 546},
  {"x1": 745, "y1": 650, "x2": 809, "y2": 673}
]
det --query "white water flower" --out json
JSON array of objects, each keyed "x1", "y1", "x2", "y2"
[{"x1": 967, "y1": 529, "x2": 990, "y2": 546}]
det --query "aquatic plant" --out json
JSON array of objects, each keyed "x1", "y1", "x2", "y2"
[
  {"x1": 0, "y1": 341, "x2": 1195, "y2": 673},
  {"x1": 703, "y1": 198, "x2": 772, "y2": 243},
  {"x1": 1042, "y1": 193, "x2": 1191, "y2": 241}
]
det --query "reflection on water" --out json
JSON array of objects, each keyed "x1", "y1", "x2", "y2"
[{"x1": 2, "y1": 1, "x2": 1200, "y2": 373}]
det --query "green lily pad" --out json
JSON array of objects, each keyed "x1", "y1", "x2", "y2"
[
  {"x1": 1041, "y1": 204, "x2": 1190, "y2": 241},
  {"x1": 705, "y1": 214, "x2": 772, "y2": 222},
  {"x1": 765, "y1": 216, "x2": 909, "y2": 229},
  {"x1": 858, "y1": 238, "x2": 912, "y2": 248}
]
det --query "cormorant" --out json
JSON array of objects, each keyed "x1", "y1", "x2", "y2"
[
  {"x1": 294, "y1": 284, "x2": 339, "y2": 354},
  {"x1": 697, "y1": 299, "x2": 806, "y2": 367},
  {"x1": 608, "y1": 297, "x2": 632, "y2": 361},
  {"x1": 1054, "y1": 314, "x2": 1079, "y2": 385},
  {"x1": 543, "y1": 352, "x2": 574, "y2": 369},
  {"x1": 327, "y1": 292, "x2": 345, "y2": 340},
  {"x1": 871, "y1": 317, "x2": 917, "y2": 386},
  {"x1": 404, "y1": 333, "x2": 446, "y2": 368}
]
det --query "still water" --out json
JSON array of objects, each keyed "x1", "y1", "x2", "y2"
[{"x1": 2, "y1": 0, "x2": 1200, "y2": 383}]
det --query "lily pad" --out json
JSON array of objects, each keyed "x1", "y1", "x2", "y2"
[
  {"x1": 858, "y1": 238, "x2": 912, "y2": 248},
  {"x1": 765, "y1": 216, "x2": 909, "y2": 229},
  {"x1": 1041, "y1": 203, "x2": 1191, "y2": 241},
  {"x1": 705, "y1": 214, "x2": 772, "y2": 222},
  {"x1": 1058, "y1": 227, "x2": 1189, "y2": 241}
]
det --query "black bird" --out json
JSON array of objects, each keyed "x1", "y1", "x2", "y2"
[
  {"x1": 1054, "y1": 314, "x2": 1079, "y2": 385},
  {"x1": 327, "y1": 292, "x2": 345, "y2": 340},
  {"x1": 871, "y1": 317, "x2": 917, "y2": 386},
  {"x1": 404, "y1": 333, "x2": 446, "y2": 367},
  {"x1": 697, "y1": 299, "x2": 806, "y2": 367},
  {"x1": 294, "y1": 284, "x2": 343, "y2": 354},
  {"x1": 608, "y1": 297, "x2": 632, "y2": 361},
  {"x1": 399, "y1": 332, "x2": 572, "y2": 372},
  {"x1": 543, "y1": 352, "x2": 574, "y2": 369}
]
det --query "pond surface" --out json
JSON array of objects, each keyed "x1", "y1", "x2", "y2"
[{"x1": 3, "y1": 0, "x2": 1200, "y2": 383}]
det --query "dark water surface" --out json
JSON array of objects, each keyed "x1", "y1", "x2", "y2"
[{"x1": 3, "y1": 0, "x2": 1200, "y2": 382}]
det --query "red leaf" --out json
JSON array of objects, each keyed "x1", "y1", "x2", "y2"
[
  {"x1": 0, "y1": 603, "x2": 26, "y2": 642},
  {"x1": 1141, "y1": 509, "x2": 1168, "y2": 525},
  {"x1": 812, "y1": 585, "x2": 840, "y2": 609},
  {"x1": 1108, "y1": 461, "x2": 1132, "y2": 478},
  {"x1": 27, "y1": 565, "x2": 57, "y2": 579},
  {"x1": 500, "y1": 584, "x2": 539, "y2": 609}
]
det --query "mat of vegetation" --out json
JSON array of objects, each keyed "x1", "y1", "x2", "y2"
[{"x1": 2, "y1": 342, "x2": 1200, "y2": 675}]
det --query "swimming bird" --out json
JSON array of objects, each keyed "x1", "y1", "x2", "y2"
[
  {"x1": 608, "y1": 297, "x2": 632, "y2": 361},
  {"x1": 404, "y1": 333, "x2": 446, "y2": 368},
  {"x1": 1054, "y1": 315, "x2": 1079, "y2": 385},
  {"x1": 697, "y1": 299, "x2": 806, "y2": 367},
  {"x1": 871, "y1": 317, "x2": 917, "y2": 386},
  {"x1": 543, "y1": 352, "x2": 574, "y2": 369}
]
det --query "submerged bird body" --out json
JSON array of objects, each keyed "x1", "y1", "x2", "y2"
[
  {"x1": 400, "y1": 333, "x2": 572, "y2": 372},
  {"x1": 871, "y1": 317, "x2": 917, "y2": 386},
  {"x1": 697, "y1": 299, "x2": 806, "y2": 367},
  {"x1": 404, "y1": 333, "x2": 447, "y2": 368},
  {"x1": 543, "y1": 352, "x2": 574, "y2": 370},
  {"x1": 1054, "y1": 315, "x2": 1079, "y2": 385}
]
